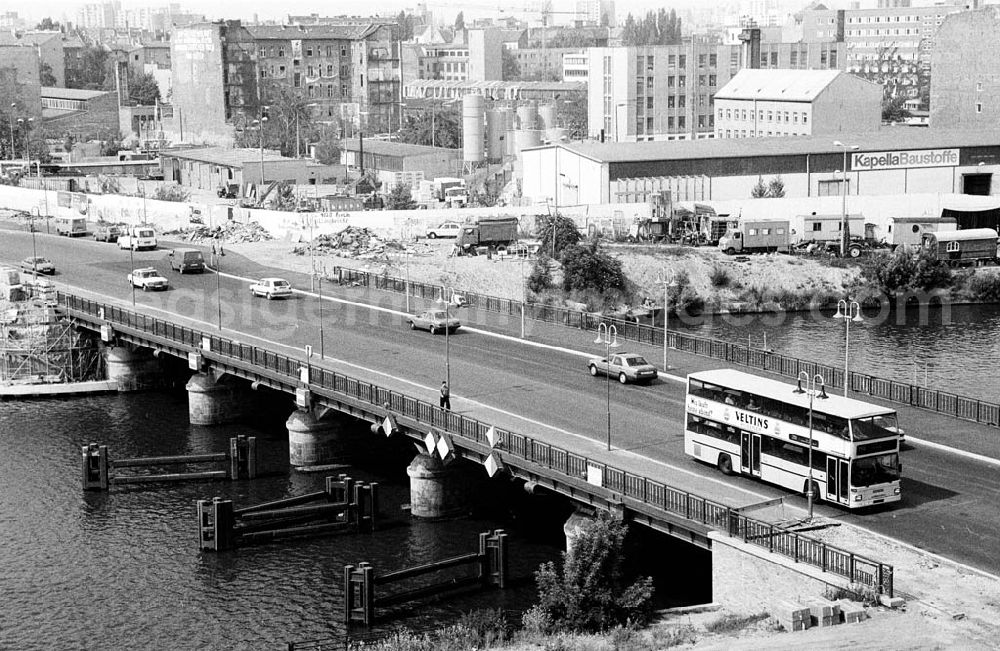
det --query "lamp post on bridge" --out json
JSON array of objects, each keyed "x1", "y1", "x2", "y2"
[
  {"x1": 794, "y1": 371, "x2": 828, "y2": 520},
  {"x1": 595, "y1": 323, "x2": 620, "y2": 451},
  {"x1": 656, "y1": 268, "x2": 678, "y2": 372},
  {"x1": 833, "y1": 141, "x2": 859, "y2": 258},
  {"x1": 833, "y1": 299, "x2": 863, "y2": 396}
]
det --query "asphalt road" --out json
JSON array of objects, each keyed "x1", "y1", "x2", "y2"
[{"x1": 3, "y1": 228, "x2": 998, "y2": 575}]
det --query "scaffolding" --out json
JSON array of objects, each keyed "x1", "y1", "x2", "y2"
[{"x1": 0, "y1": 283, "x2": 104, "y2": 386}]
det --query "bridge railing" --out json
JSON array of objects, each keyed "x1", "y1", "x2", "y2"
[
  {"x1": 60, "y1": 291, "x2": 894, "y2": 597},
  {"x1": 332, "y1": 264, "x2": 1000, "y2": 430}
]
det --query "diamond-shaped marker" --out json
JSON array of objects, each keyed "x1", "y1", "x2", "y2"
[
  {"x1": 486, "y1": 426, "x2": 500, "y2": 448},
  {"x1": 423, "y1": 431, "x2": 438, "y2": 456},
  {"x1": 435, "y1": 431, "x2": 454, "y2": 462},
  {"x1": 381, "y1": 414, "x2": 397, "y2": 437},
  {"x1": 484, "y1": 452, "x2": 504, "y2": 477}
]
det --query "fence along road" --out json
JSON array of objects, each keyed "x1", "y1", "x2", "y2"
[
  {"x1": 60, "y1": 290, "x2": 894, "y2": 597},
  {"x1": 332, "y1": 265, "x2": 1000, "y2": 430}
]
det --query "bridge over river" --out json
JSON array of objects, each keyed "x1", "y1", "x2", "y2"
[{"x1": 4, "y1": 231, "x2": 1000, "y2": 610}]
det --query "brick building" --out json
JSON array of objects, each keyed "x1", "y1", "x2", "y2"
[
  {"x1": 40, "y1": 87, "x2": 120, "y2": 140},
  {"x1": 0, "y1": 31, "x2": 65, "y2": 88},
  {"x1": 0, "y1": 46, "x2": 42, "y2": 119}
]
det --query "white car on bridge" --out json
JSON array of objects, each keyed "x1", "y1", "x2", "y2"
[
  {"x1": 127, "y1": 267, "x2": 169, "y2": 291},
  {"x1": 249, "y1": 277, "x2": 293, "y2": 300}
]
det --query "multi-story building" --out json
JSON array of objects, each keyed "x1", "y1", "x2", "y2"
[
  {"x1": 757, "y1": 41, "x2": 846, "y2": 71},
  {"x1": 77, "y1": 1, "x2": 120, "y2": 30},
  {"x1": 713, "y1": 69, "x2": 882, "y2": 139},
  {"x1": 930, "y1": 7, "x2": 1000, "y2": 129},
  {"x1": 514, "y1": 47, "x2": 583, "y2": 81},
  {"x1": 576, "y1": 0, "x2": 616, "y2": 27},
  {"x1": 587, "y1": 41, "x2": 736, "y2": 142},
  {"x1": 168, "y1": 20, "x2": 400, "y2": 146},
  {"x1": 0, "y1": 11, "x2": 26, "y2": 30},
  {"x1": 0, "y1": 45, "x2": 42, "y2": 119},
  {"x1": 403, "y1": 29, "x2": 502, "y2": 84},
  {"x1": 563, "y1": 51, "x2": 589, "y2": 83},
  {"x1": 0, "y1": 32, "x2": 65, "y2": 88}
]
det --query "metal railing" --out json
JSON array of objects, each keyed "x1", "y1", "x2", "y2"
[
  {"x1": 59, "y1": 291, "x2": 894, "y2": 596},
  {"x1": 333, "y1": 265, "x2": 1000, "y2": 429}
]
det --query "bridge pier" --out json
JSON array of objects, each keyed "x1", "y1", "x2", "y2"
[
  {"x1": 104, "y1": 345, "x2": 161, "y2": 392},
  {"x1": 287, "y1": 409, "x2": 362, "y2": 469},
  {"x1": 563, "y1": 509, "x2": 597, "y2": 556},
  {"x1": 186, "y1": 372, "x2": 250, "y2": 425},
  {"x1": 406, "y1": 453, "x2": 469, "y2": 519}
]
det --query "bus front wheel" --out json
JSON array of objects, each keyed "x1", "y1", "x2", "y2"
[
  {"x1": 717, "y1": 454, "x2": 733, "y2": 476},
  {"x1": 804, "y1": 480, "x2": 821, "y2": 503}
]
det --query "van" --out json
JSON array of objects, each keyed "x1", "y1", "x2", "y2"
[{"x1": 167, "y1": 248, "x2": 206, "y2": 274}]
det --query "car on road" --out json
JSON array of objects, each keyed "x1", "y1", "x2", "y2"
[
  {"x1": 588, "y1": 352, "x2": 658, "y2": 384},
  {"x1": 249, "y1": 277, "x2": 293, "y2": 299},
  {"x1": 93, "y1": 224, "x2": 121, "y2": 242},
  {"x1": 167, "y1": 248, "x2": 206, "y2": 274},
  {"x1": 407, "y1": 309, "x2": 461, "y2": 334},
  {"x1": 20, "y1": 256, "x2": 55, "y2": 274},
  {"x1": 425, "y1": 221, "x2": 462, "y2": 239},
  {"x1": 127, "y1": 267, "x2": 169, "y2": 291}
]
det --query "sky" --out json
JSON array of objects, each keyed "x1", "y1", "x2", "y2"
[{"x1": 17, "y1": 0, "x2": 732, "y2": 27}]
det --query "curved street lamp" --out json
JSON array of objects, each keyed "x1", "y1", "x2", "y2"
[
  {"x1": 656, "y1": 268, "x2": 679, "y2": 372},
  {"x1": 794, "y1": 371, "x2": 828, "y2": 520},
  {"x1": 833, "y1": 141, "x2": 859, "y2": 257},
  {"x1": 595, "y1": 323, "x2": 620, "y2": 451},
  {"x1": 833, "y1": 299, "x2": 863, "y2": 396}
]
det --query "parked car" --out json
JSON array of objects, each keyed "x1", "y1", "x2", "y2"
[
  {"x1": 167, "y1": 248, "x2": 206, "y2": 274},
  {"x1": 127, "y1": 267, "x2": 169, "y2": 291},
  {"x1": 249, "y1": 277, "x2": 293, "y2": 299},
  {"x1": 588, "y1": 352, "x2": 658, "y2": 384},
  {"x1": 407, "y1": 309, "x2": 461, "y2": 334},
  {"x1": 426, "y1": 221, "x2": 462, "y2": 239},
  {"x1": 93, "y1": 224, "x2": 121, "y2": 242},
  {"x1": 20, "y1": 256, "x2": 55, "y2": 275}
]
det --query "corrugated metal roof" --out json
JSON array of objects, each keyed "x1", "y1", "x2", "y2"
[
  {"x1": 531, "y1": 128, "x2": 1000, "y2": 164},
  {"x1": 714, "y1": 69, "x2": 843, "y2": 102},
  {"x1": 159, "y1": 147, "x2": 296, "y2": 166},
  {"x1": 41, "y1": 86, "x2": 111, "y2": 101},
  {"x1": 342, "y1": 139, "x2": 461, "y2": 157}
]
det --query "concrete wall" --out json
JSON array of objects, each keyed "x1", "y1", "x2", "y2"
[
  {"x1": 813, "y1": 74, "x2": 881, "y2": 136},
  {"x1": 710, "y1": 532, "x2": 851, "y2": 615}
]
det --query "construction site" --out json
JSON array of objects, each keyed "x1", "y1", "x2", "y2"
[{"x1": 0, "y1": 268, "x2": 104, "y2": 388}]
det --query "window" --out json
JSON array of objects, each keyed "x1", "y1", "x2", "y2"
[
  {"x1": 748, "y1": 229, "x2": 758, "y2": 235},
  {"x1": 977, "y1": 102, "x2": 983, "y2": 114},
  {"x1": 327, "y1": 64, "x2": 334, "y2": 76},
  {"x1": 812, "y1": 222, "x2": 823, "y2": 231},
  {"x1": 341, "y1": 46, "x2": 347, "y2": 57},
  {"x1": 678, "y1": 96, "x2": 686, "y2": 108},
  {"x1": 647, "y1": 97, "x2": 653, "y2": 109},
  {"x1": 668, "y1": 75, "x2": 675, "y2": 88},
  {"x1": 709, "y1": 54, "x2": 717, "y2": 66},
  {"x1": 803, "y1": 114, "x2": 808, "y2": 124},
  {"x1": 668, "y1": 54, "x2": 676, "y2": 66},
  {"x1": 726, "y1": 109, "x2": 731, "y2": 119},
  {"x1": 698, "y1": 53, "x2": 706, "y2": 66},
  {"x1": 679, "y1": 55, "x2": 686, "y2": 67},
  {"x1": 668, "y1": 96, "x2": 676, "y2": 108},
  {"x1": 678, "y1": 116, "x2": 686, "y2": 128},
  {"x1": 946, "y1": 240, "x2": 960, "y2": 253},
  {"x1": 307, "y1": 65, "x2": 314, "y2": 76},
  {"x1": 709, "y1": 74, "x2": 716, "y2": 86},
  {"x1": 278, "y1": 48, "x2": 285, "y2": 57},
  {"x1": 818, "y1": 179, "x2": 848, "y2": 196},
  {"x1": 668, "y1": 116, "x2": 675, "y2": 129},
  {"x1": 678, "y1": 75, "x2": 686, "y2": 88},
  {"x1": 306, "y1": 47, "x2": 313, "y2": 57},
  {"x1": 977, "y1": 81, "x2": 984, "y2": 92}
]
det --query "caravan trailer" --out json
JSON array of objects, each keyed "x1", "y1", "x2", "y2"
[{"x1": 922, "y1": 228, "x2": 999, "y2": 266}]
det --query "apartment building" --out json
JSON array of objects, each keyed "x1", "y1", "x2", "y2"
[
  {"x1": 401, "y1": 29, "x2": 502, "y2": 83},
  {"x1": 587, "y1": 41, "x2": 736, "y2": 142},
  {"x1": 714, "y1": 69, "x2": 881, "y2": 139},
  {"x1": 931, "y1": 7, "x2": 1000, "y2": 129}
]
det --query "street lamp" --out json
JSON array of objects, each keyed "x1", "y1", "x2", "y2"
[
  {"x1": 296, "y1": 102, "x2": 320, "y2": 158},
  {"x1": 29, "y1": 207, "x2": 38, "y2": 280},
  {"x1": 833, "y1": 141, "x2": 859, "y2": 257},
  {"x1": 7, "y1": 103, "x2": 14, "y2": 161},
  {"x1": 794, "y1": 371, "x2": 828, "y2": 520},
  {"x1": 308, "y1": 214, "x2": 325, "y2": 358},
  {"x1": 515, "y1": 245, "x2": 532, "y2": 339},
  {"x1": 435, "y1": 287, "x2": 456, "y2": 390},
  {"x1": 833, "y1": 299, "x2": 863, "y2": 397},
  {"x1": 656, "y1": 269, "x2": 679, "y2": 372},
  {"x1": 17, "y1": 117, "x2": 33, "y2": 178},
  {"x1": 594, "y1": 323, "x2": 620, "y2": 451}
]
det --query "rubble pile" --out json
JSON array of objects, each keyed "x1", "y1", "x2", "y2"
[
  {"x1": 172, "y1": 221, "x2": 273, "y2": 244},
  {"x1": 293, "y1": 226, "x2": 404, "y2": 261}
]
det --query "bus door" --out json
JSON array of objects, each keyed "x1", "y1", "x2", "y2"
[
  {"x1": 826, "y1": 457, "x2": 850, "y2": 504},
  {"x1": 740, "y1": 431, "x2": 761, "y2": 477}
]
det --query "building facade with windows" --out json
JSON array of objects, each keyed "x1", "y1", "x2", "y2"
[
  {"x1": 714, "y1": 69, "x2": 881, "y2": 139},
  {"x1": 930, "y1": 7, "x2": 1000, "y2": 130},
  {"x1": 587, "y1": 41, "x2": 736, "y2": 143}
]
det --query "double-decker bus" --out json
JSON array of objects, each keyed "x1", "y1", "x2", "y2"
[{"x1": 685, "y1": 369, "x2": 902, "y2": 508}]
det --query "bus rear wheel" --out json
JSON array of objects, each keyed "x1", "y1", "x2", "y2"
[
  {"x1": 717, "y1": 454, "x2": 733, "y2": 476},
  {"x1": 804, "y1": 480, "x2": 821, "y2": 503}
]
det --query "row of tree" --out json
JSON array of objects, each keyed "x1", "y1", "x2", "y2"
[{"x1": 620, "y1": 9, "x2": 683, "y2": 47}]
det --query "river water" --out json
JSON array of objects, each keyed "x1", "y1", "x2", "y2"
[
  {"x1": 670, "y1": 302, "x2": 1000, "y2": 402},
  {"x1": 0, "y1": 391, "x2": 569, "y2": 650}
]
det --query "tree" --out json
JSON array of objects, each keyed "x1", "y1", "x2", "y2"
[
  {"x1": 560, "y1": 241, "x2": 628, "y2": 294},
  {"x1": 527, "y1": 255, "x2": 553, "y2": 294},
  {"x1": 882, "y1": 95, "x2": 910, "y2": 123},
  {"x1": 62, "y1": 133, "x2": 76, "y2": 154},
  {"x1": 620, "y1": 9, "x2": 682, "y2": 46},
  {"x1": 862, "y1": 248, "x2": 951, "y2": 297},
  {"x1": 313, "y1": 127, "x2": 342, "y2": 165},
  {"x1": 397, "y1": 106, "x2": 462, "y2": 149},
  {"x1": 751, "y1": 176, "x2": 768, "y2": 198},
  {"x1": 501, "y1": 49, "x2": 520, "y2": 81},
  {"x1": 767, "y1": 175, "x2": 785, "y2": 198},
  {"x1": 536, "y1": 213, "x2": 581, "y2": 258},
  {"x1": 36, "y1": 17, "x2": 61, "y2": 31},
  {"x1": 39, "y1": 62, "x2": 57, "y2": 87},
  {"x1": 396, "y1": 11, "x2": 415, "y2": 41},
  {"x1": 454, "y1": 11, "x2": 465, "y2": 32},
  {"x1": 529, "y1": 512, "x2": 654, "y2": 633},
  {"x1": 67, "y1": 45, "x2": 109, "y2": 89},
  {"x1": 260, "y1": 85, "x2": 315, "y2": 157},
  {"x1": 385, "y1": 183, "x2": 417, "y2": 210},
  {"x1": 129, "y1": 72, "x2": 161, "y2": 105},
  {"x1": 560, "y1": 98, "x2": 588, "y2": 140}
]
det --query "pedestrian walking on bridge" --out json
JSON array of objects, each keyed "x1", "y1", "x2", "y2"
[{"x1": 440, "y1": 381, "x2": 451, "y2": 411}]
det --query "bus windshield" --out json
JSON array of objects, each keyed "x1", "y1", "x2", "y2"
[
  {"x1": 851, "y1": 453, "x2": 900, "y2": 487},
  {"x1": 851, "y1": 414, "x2": 899, "y2": 441}
]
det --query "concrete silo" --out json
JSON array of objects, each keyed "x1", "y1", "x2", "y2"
[{"x1": 462, "y1": 94, "x2": 486, "y2": 168}]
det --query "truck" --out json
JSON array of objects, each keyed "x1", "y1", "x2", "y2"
[
  {"x1": 117, "y1": 225, "x2": 158, "y2": 251},
  {"x1": 454, "y1": 217, "x2": 520, "y2": 255},
  {"x1": 718, "y1": 220, "x2": 790, "y2": 254},
  {"x1": 922, "y1": 228, "x2": 999, "y2": 267},
  {"x1": 432, "y1": 177, "x2": 466, "y2": 207},
  {"x1": 882, "y1": 216, "x2": 957, "y2": 252}
]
